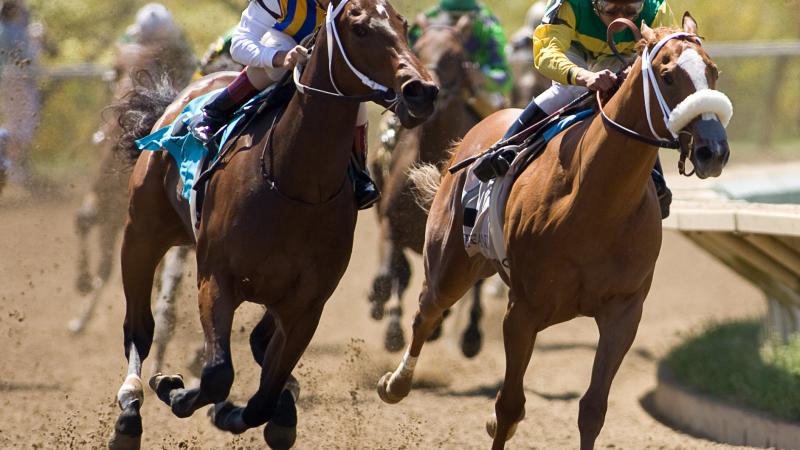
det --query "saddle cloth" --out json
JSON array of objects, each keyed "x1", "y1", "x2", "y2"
[{"x1": 461, "y1": 109, "x2": 594, "y2": 277}]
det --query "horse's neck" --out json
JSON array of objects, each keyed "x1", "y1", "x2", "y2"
[
  {"x1": 573, "y1": 58, "x2": 661, "y2": 218},
  {"x1": 270, "y1": 48, "x2": 360, "y2": 203},
  {"x1": 416, "y1": 95, "x2": 470, "y2": 162}
]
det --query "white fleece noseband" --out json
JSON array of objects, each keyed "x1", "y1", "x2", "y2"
[{"x1": 667, "y1": 89, "x2": 733, "y2": 134}]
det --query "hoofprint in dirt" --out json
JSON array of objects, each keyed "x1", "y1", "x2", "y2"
[{"x1": 0, "y1": 189, "x2": 761, "y2": 449}]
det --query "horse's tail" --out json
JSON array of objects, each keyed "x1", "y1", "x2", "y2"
[
  {"x1": 112, "y1": 71, "x2": 178, "y2": 163},
  {"x1": 407, "y1": 163, "x2": 442, "y2": 212}
]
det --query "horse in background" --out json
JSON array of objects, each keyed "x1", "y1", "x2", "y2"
[
  {"x1": 378, "y1": 16, "x2": 732, "y2": 449},
  {"x1": 508, "y1": 1, "x2": 550, "y2": 108},
  {"x1": 369, "y1": 14, "x2": 488, "y2": 357},
  {"x1": 69, "y1": 4, "x2": 202, "y2": 373},
  {"x1": 107, "y1": 0, "x2": 437, "y2": 448}
]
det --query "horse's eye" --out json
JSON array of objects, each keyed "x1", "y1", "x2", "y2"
[
  {"x1": 353, "y1": 24, "x2": 368, "y2": 37},
  {"x1": 662, "y1": 72, "x2": 674, "y2": 86}
]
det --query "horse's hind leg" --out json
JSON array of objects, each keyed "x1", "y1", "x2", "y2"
[
  {"x1": 385, "y1": 247, "x2": 411, "y2": 352},
  {"x1": 578, "y1": 291, "x2": 646, "y2": 450},
  {"x1": 377, "y1": 239, "x2": 482, "y2": 403},
  {"x1": 461, "y1": 279, "x2": 485, "y2": 358},
  {"x1": 150, "y1": 246, "x2": 191, "y2": 375},
  {"x1": 487, "y1": 297, "x2": 537, "y2": 449},
  {"x1": 151, "y1": 271, "x2": 238, "y2": 419}
]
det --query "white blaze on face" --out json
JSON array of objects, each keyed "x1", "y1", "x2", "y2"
[
  {"x1": 371, "y1": 1, "x2": 398, "y2": 38},
  {"x1": 676, "y1": 48, "x2": 715, "y2": 120}
]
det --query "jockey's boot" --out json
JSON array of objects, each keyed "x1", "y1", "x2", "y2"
[
  {"x1": 651, "y1": 156, "x2": 672, "y2": 219},
  {"x1": 351, "y1": 123, "x2": 381, "y2": 210},
  {"x1": 190, "y1": 70, "x2": 259, "y2": 143},
  {"x1": 473, "y1": 100, "x2": 548, "y2": 182}
]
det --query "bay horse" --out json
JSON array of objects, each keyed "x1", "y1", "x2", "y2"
[
  {"x1": 369, "y1": 15, "x2": 486, "y2": 356},
  {"x1": 107, "y1": 0, "x2": 436, "y2": 449},
  {"x1": 377, "y1": 15, "x2": 731, "y2": 449}
]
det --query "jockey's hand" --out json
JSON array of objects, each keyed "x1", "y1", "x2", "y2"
[
  {"x1": 272, "y1": 45, "x2": 309, "y2": 69},
  {"x1": 575, "y1": 69, "x2": 618, "y2": 92}
]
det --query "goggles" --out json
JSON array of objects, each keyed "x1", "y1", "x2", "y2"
[{"x1": 594, "y1": 0, "x2": 644, "y2": 18}]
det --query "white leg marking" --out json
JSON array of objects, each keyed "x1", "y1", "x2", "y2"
[{"x1": 117, "y1": 344, "x2": 144, "y2": 409}]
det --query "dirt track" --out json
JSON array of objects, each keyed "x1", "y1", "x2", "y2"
[{"x1": 0, "y1": 184, "x2": 764, "y2": 449}]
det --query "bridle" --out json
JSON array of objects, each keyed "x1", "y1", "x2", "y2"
[
  {"x1": 597, "y1": 19, "x2": 732, "y2": 176},
  {"x1": 293, "y1": 0, "x2": 399, "y2": 104}
]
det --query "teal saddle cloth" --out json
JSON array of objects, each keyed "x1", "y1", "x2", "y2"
[{"x1": 135, "y1": 87, "x2": 274, "y2": 200}]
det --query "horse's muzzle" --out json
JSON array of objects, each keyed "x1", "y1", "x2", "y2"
[
  {"x1": 399, "y1": 79, "x2": 438, "y2": 122},
  {"x1": 689, "y1": 117, "x2": 730, "y2": 179}
]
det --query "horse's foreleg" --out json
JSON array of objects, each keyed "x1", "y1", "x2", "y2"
[
  {"x1": 249, "y1": 309, "x2": 276, "y2": 365},
  {"x1": 150, "y1": 246, "x2": 190, "y2": 375},
  {"x1": 385, "y1": 247, "x2": 411, "y2": 352},
  {"x1": 213, "y1": 304, "x2": 323, "y2": 449},
  {"x1": 461, "y1": 279, "x2": 485, "y2": 358},
  {"x1": 74, "y1": 191, "x2": 98, "y2": 295},
  {"x1": 487, "y1": 298, "x2": 537, "y2": 449},
  {"x1": 578, "y1": 292, "x2": 645, "y2": 450},
  {"x1": 151, "y1": 272, "x2": 237, "y2": 419},
  {"x1": 368, "y1": 221, "x2": 394, "y2": 320},
  {"x1": 109, "y1": 224, "x2": 171, "y2": 450}
]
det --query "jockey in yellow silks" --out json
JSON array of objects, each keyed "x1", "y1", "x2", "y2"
[
  {"x1": 483, "y1": 0, "x2": 676, "y2": 218},
  {"x1": 190, "y1": 0, "x2": 379, "y2": 209}
]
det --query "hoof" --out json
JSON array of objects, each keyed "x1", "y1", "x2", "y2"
[
  {"x1": 368, "y1": 275, "x2": 392, "y2": 320},
  {"x1": 384, "y1": 320, "x2": 405, "y2": 353},
  {"x1": 107, "y1": 431, "x2": 141, "y2": 450},
  {"x1": 370, "y1": 300, "x2": 385, "y2": 321},
  {"x1": 264, "y1": 390, "x2": 297, "y2": 449},
  {"x1": 109, "y1": 400, "x2": 142, "y2": 450},
  {"x1": 67, "y1": 317, "x2": 86, "y2": 334},
  {"x1": 376, "y1": 372, "x2": 406, "y2": 404},
  {"x1": 76, "y1": 273, "x2": 93, "y2": 295},
  {"x1": 460, "y1": 325, "x2": 483, "y2": 359},
  {"x1": 485, "y1": 413, "x2": 520, "y2": 442},
  {"x1": 209, "y1": 401, "x2": 248, "y2": 434},
  {"x1": 149, "y1": 373, "x2": 184, "y2": 405}
]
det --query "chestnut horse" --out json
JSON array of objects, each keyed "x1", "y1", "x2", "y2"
[
  {"x1": 369, "y1": 16, "x2": 487, "y2": 356},
  {"x1": 107, "y1": 0, "x2": 437, "y2": 448},
  {"x1": 378, "y1": 16, "x2": 732, "y2": 449}
]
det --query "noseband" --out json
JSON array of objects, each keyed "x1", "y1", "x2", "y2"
[
  {"x1": 598, "y1": 19, "x2": 732, "y2": 175},
  {"x1": 293, "y1": 0, "x2": 398, "y2": 103}
]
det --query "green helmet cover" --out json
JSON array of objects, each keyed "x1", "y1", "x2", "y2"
[{"x1": 440, "y1": 0, "x2": 479, "y2": 12}]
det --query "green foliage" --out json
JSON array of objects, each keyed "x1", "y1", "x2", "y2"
[{"x1": 663, "y1": 319, "x2": 800, "y2": 421}]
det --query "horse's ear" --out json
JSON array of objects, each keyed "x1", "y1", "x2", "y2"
[
  {"x1": 454, "y1": 14, "x2": 473, "y2": 44},
  {"x1": 682, "y1": 11, "x2": 698, "y2": 35},
  {"x1": 640, "y1": 21, "x2": 656, "y2": 43}
]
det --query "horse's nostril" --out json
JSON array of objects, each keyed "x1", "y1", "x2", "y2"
[
  {"x1": 402, "y1": 81, "x2": 425, "y2": 100},
  {"x1": 695, "y1": 145, "x2": 713, "y2": 162}
]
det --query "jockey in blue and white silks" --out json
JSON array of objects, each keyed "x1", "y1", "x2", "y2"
[{"x1": 190, "y1": 0, "x2": 379, "y2": 209}]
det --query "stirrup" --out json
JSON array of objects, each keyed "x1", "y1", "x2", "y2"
[{"x1": 472, "y1": 145, "x2": 519, "y2": 182}]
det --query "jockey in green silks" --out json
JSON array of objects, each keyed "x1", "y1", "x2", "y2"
[
  {"x1": 478, "y1": 0, "x2": 677, "y2": 218},
  {"x1": 408, "y1": 0, "x2": 513, "y2": 118}
]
